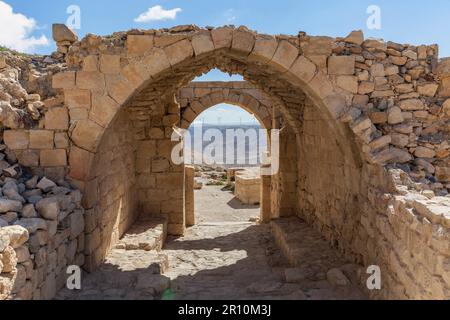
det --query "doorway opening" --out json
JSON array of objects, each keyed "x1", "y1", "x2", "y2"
[{"x1": 184, "y1": 103, "x2": 266, "y2": 226}]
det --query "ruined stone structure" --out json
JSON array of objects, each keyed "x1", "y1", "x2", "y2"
[
  {"x1": 1, "y1": 24, "x2": 450, "y2": 300},
  {"x1": 235, "y1": 170, "x2": 261, "y2": 205},
  {"x1": 176, "y1": 81, "x2": 283, "y2": 130}
]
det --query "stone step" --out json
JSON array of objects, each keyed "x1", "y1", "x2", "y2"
[
  {"x1": 270, "y1": 217, "x2": 366, "y2": 289},
  {"x1": 102, "y1": 249, "x2": 170, "y2": 275},
  {"x1": 115, "y1": 217, "x2": 167, "y2": 252}
]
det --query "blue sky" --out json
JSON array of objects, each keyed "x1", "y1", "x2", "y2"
[
  {"x1": 1, "y1": 0, "x2": 449, "y2": 123},
  {"x1": 2, "y1": 0, "x2": 450, "y2": 56}
]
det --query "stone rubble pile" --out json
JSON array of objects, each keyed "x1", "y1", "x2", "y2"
[
  {"x1": 0, "y1": 137, "x2": 84, "y2": 300},
  {"x1": 0, "y1": 46, "x2": 66, "y2": 129}
]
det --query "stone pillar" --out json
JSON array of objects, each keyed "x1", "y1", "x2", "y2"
[
  {"x1": 260, "y1": 170, "x2": 271, "y2": 223},
  {"x1": 270, "y1": 126, "x2": 298, "y2": 218},
  {"x1": 185, "y1": 165, "x2": 195, "y2": 227}
]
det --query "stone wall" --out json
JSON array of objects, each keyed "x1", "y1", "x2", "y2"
[
  {"x1": 0, "y1": 175, "x2": 85, "y2": 300},
  {"x1": 80, "y1": 108, "x2": 138, "y2": 272},
  {"x1": 271, "y1": 125, "x2": 298, "y2": 218}
]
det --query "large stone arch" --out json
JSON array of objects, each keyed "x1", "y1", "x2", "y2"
[
  {"x1": 55, "y1": 26, "x2": 373, "y2": 273},
  {"x1": 61, "y1": 27, "x2": 367, "y2": 185},
  {"x1": 1, "y1": 25, "x2": 449, "y2": 300}
]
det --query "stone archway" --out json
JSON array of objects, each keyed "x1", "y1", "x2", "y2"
[
  {"x1": 176, "y1": 81, "x2": 284, "y2": 130},
  {"x1": 2, "y1": 24, "x2": 450, "y2": 300},
  {"x1": 176, "y1": 80, "x2": 285, "y2": 227},
  {"x1": 56, "y1": 26, "x2": 370, "y2": 275}
]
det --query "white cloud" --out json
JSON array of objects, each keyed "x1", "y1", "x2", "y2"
[
  {"x1": 224, "y1": 9, "x2": 237, "y2": 23},
  {"x1": 0, "y1": 1, "x2": 49, "y2": 53},
  {"x1": 134, "y1": 5, "x2": 182, "y2": 23}
]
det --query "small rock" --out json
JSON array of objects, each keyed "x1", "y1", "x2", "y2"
[
  {"x1": 387, "y1": 107, "x2": 404, "y2": 125},
  {"x1": 0, "y1": 199, "x2": 23, "y2": 213},
  {"x1": 2, "y1": 165, "x2": 20, "y2": 178},
  {"x1": 43, "y1": 56, "x2": 54, "y2": 64},
  {"x1": 0, "y1": 233, "x2": 10, "y2": 252},
  {"x1": 0, "y1": 225, "x2": 29, "y2": 249},
  {"x1": 135, "y1": 274, "x2": 170, "y2": 294},
  {"x1": 52, "y1": 24, "x2": 78, "y2": 42},
  {"x1": 35, "y1": 197, "x2": 60, "y2": 220},
  {"x1": 15, "y1": 218, "x2": 48, "y2": 234},
  {"x1": 415, "y1": 146, "x2": 436, "y2": 158},
  {"x1": 70, "y1": 210, "x2": 84, "y2": 238},
  {"x1": 22, "y1": 204, "x2": 37, "y2": 218},
  {"x1": 344, "y1": 30, "x2": 364, "y2": 45},
  {"x1": 15, "y1": 245, "x2": 30, "y2": 263},
  {"x1": 327, "y1": 268, "x2": 350, "y2": 287},
  {"x1": 0, "y1": 217, "x2": 8, "y2": 228},
  {"x1": 284, "y1": 268, "x2": 313, "y2": 283},
  {"x1": 1, "y1": 246, "x2": 17, "y2": 273},
  {"x1": 1, "y1": 212, "x2": 18, "y2": 223},
  {"x1": 422, "y1": 190, "x2": 435, "y2": 199},
  {"x1": 25, "y1": 176, "x2": 39, "y2": 189},
  {"x1": 36, "y1": 177, "x2": 57, "y2": 192},
  {"x1": 27, "y1": 195, "x2": 43, "y2": 205}
]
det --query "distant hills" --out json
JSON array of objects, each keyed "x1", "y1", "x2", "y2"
[{"x1": 184, "y1": 124, "x2": 268, "y2": 168}]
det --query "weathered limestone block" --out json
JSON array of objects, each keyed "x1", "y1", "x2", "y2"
[
  {"x1": 1, "y1": 247, "x2": 17, "y2": 273},
  {"x1": 235, "y1": 170, "x2": 261, "y2": 205},
  {"x1": 76, "y1": 71, "x2": 105, "y2": 91},
  {"x1": 4, "y1": 131, "x2": 29, "y2": 150},
  {"x1": 417, "y1": 83, "x2": 439, "y2": 97},
  {"x1": 52, "y1": 72, "x2": 76, "y2": 89},
  {"x1": 249, "y1": 35, "x2": 278, "y2": 64},
  {"x1": 288, "y1": 56, "x2": 317, "y2": 84},
  {"x1": 45, "y1": 106, "x2": 69, "y2": 130},
  {"x1": 40, "y1": 149, "x2": 67, "y2": 167},
  {"x1": 164, "y1": 39, "x2": 194, "y2": 66},
  {"x1": 328, "y1": 56, "x2": 355, "y2": 75},
  {"x1": 336, "y1": 76, "x2": 358, "y2": 93},
  {"x1": 143, "y1": 48, "x2": 171, "y2": 76},
  {"x1": 231, "y1": 29, "x2": 255, "y2": 54},
  {"x1": 399, "y1": 99, "x2": 425, "y2": 111},
  {"x1": 82, "y1": 55, "x2": 98, "y2": 71},
  {"x1": 127, "y1": 35, "x2": 154, "y2": 56},
  {"x1": 52, "y1": 24, "x2": 77, "y2": 42},
  {"x1": 29, "y1": 130, "x2": 54, "y2": 149},
  {"x1": 185, "y1": 166, "x2": 195, "y2": 227},
  {"x1": 100, "y1": 55, "x2": 121, "y2": 74},
  {"x1": 71, "y1": 120, "x2": 103, "y2": 152},
  {"x1": 191, "y1": 33, "x2": 214, "y2": 56},
  {"x1": 270, "y1": 40, "x2": 298, "y2": 71},
  {"x1": 435, "y1": 167, "x2": 450, "y2": 182},
  {"x1": 344, "y1": 30, "x2": 364, "y2": 45},
  {"x1": 90, "y1": 94, "x2": 119, "y2": 127},
  {"x1": 68, "y1": 146, "x2": 94, "y2": 181},
  {"x1": 0, "y1": 226, "x2": 29, "y2": 249},
  {"x1": 387, "y1": 107, "x2": 404, "y2": 125}
]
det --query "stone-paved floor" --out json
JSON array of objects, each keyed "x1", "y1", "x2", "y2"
[{"x1": 56, "y1": 186, "x2": 367, "y2": 300}]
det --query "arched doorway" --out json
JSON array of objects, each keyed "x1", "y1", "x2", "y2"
[
  {"x1": 182, "y1": 102, "x2": 268, "y2": 227},
  {"x1": 62, "y1": 27, "x2": 372, "y2": 279}
]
